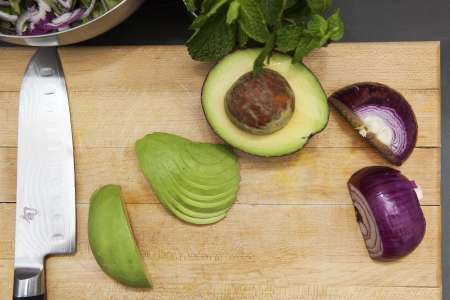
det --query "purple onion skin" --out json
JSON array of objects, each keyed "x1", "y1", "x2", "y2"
[
  {"x1": 348, "y1": 166, "x2": 426, "y2": 260},
  {"x1": 329, "y1": 82, "x2": 418, "y2": 165}
]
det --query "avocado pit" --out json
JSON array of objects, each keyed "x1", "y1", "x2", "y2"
[{"x1": 225, "y1": 69, "x2": 295, "y2": 135}]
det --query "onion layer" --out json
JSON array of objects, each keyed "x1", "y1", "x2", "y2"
[
  {"x1": 329, "y1": 82, "x2": 418, "y2": 165},
  {"x1": 37, "y1": 8, "x2": 84, "y2": 31},
  {"x1": 0, "y1": 10, "x2": 17, "y2": 23},
  {"x1": 348, "y1": 166, "x2": 426, "y2": 260},
  {"x1": 16, "y1": 0, "x2": 52, "y2": 35},
  {"x1": 12, "y1": 0, "x2": 97, "y2": 36}
]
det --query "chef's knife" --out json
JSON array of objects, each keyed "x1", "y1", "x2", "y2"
[{"x1": 13, "y1": 48, "x2": 76, "y2": 300}]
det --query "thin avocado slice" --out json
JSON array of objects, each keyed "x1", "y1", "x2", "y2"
[
  {"x1": 175, "y1": 175, "x2": 238, "y2": 204},
  {"x1": 161, "y1": 180, "x2": 230, "y2": 218},
  {"x1": 88, "y1": 185, "x2": 151, "y2": 288},
  {"x1": 176, "y1": 172, "x2": 239, "y2": 197},
  {"x1": 164, "y1": 157, "x2": 240, "y2": 196},
  {"x1": 202, "y1": 49, "x2": 329, "y2": 157},
  {"x1": 155, "y1": 181, "x2": 228, "y2": 224},
  {"x1": 168, "y1": 174, "x2": 237, "y2": 211},
  {"x1": 161, "y1": 154, "x2": 240, "y2": 189},
  {"x1": 144, "y1": 136, "x2": 238, "y2": 186},
  {"x1": 136, "y1": 133, "x2": 241, "y2": 225},
  {"x1": 166, "y1": 170, "x2": 238, "y2": 204}
]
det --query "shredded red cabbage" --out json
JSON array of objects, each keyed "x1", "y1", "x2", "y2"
[{"x1": 1, "y1": 0, "x2": 119, "y2": 36}]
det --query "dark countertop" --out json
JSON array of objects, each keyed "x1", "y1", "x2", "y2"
[
  {"x1": 80, "y1": 0, "x2": 450, "y2": 45},
  {"x1": 1, "y1": 0, "x2": 449, "y2": 45}
]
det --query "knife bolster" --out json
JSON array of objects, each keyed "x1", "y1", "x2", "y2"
[{"x1": 13, "y1": 267, "x2": 45, "y2": 298}]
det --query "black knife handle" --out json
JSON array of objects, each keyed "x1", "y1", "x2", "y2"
[
  {"x1": 13, "y1": 295, "x2": 45, "y2": 300},
  {"x1": 12, "y1": 268, "x2": 45, "y2": 300}
]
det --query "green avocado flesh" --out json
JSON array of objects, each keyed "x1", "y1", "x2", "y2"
[
  {"x1": 202, "y1": 49, "x2": 329, "y2": 157},
  {"x1": 88, "y1": 185, "x2": 151, "y2": 288},
  {"x1": 135, "y1": 133, "x2": 241, "y2": 225}
]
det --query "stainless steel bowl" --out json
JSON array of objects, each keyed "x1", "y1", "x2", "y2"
[{"x1": 0, "y1": 0, "x2": 145, "y2": 46}]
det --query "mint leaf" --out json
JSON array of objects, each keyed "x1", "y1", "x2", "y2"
[
  {"x1": 226, "y1": 0, "x2": 240, "y2": 24},
  {"x1": 259, "y1": 0, "x2": 284, "y2": 26},
  {"x1": 253, "y1": 33, "x2": 275, "y2": 75},
  {"x1": 328, "y1": 9, "x2": 344, "y2": 41},
  {"x1": 191, "y1": 0, "x2": 230, "y2": 30},
  {"x1": 284, "y1": 0, "x2": 297, "y2": 10},
  {"x1": 103, "y1": 0, "x2": 123, "y2": 10},
  {"x1": 238, "y1": 0, "x2": 270, "y2": 43},
  {"x1": 90, "y1": 2, "x2": 106, "y2": 19},
  {"x1": 288, "y1": 9, "x2": 343, "y2": 62},
  {"x1": 305, "y1": 15, "x2": 328, "y2": 36},
  {"x1": 201, "y1": 0, "x2": 222, "y2": 13},
  {"x1": 183, "y1": 0, "x2": 197, "y2": 13},
  {"x1": 275, "y1": 24, "x2": 304, "y2": 52},
  {"x1": 8, "y1": 0, "x2": 20, "y2": 14},
  {"x1": 238, "y1": 24, "x2": 249, "y2": 47},
  {"x1": 306, "y1": 0, "x2": 332, "y2": 14},
  {"x1": 184, "y1": 0, "x2": 344, "y2": 68},
  {"x1": 293, "y1": 34, "x2": 328, "y2": 62},
  {"x1": 187, "y1": 7, "x2": 237, "y2": 61},
  {"x1": 284, "y1": 1, "x2": 310, "y2": 23}
]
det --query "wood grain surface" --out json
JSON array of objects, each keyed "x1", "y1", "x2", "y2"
[{"x1": 0, "y1": 42, "x2": 441, "y2": 299}]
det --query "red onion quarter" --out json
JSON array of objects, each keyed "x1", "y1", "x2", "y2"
[
  {"x1": 329, "y1": 83, "x2": 418, "y2": 165},
  {"x1": 348, "y1": 166, "x2": 426, "y2": 260}
]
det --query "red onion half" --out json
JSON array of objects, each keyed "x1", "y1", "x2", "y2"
[
  {"x1": 329, "y1": 83, "x2": 418, "y2": 165},
  {"x1": 348, "y1": 166, "x2": 426, "y2": 260}
]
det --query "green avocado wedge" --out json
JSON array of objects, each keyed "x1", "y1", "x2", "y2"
[
  {"x1": 88, "y1": 185, "x2": 151, "y2": 288},
  {"x1": 202, "y1": 49, "x2": 329, "y2": 157},
  {"x1": 135, "y1": 133, "x2": 241, "y2": 225}
]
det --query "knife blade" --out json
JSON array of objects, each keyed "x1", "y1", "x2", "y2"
[{"x1": 13, "y1": 48, "x2": 76, "y2": 299}]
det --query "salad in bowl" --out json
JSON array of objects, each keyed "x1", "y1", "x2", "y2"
[{"x1": 0, "y1": 0, "x2": 121, "y2": 35}]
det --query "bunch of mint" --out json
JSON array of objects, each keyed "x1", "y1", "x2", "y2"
[{"x1": 184, "y1": 0, "x2": 344, "y2": 74}]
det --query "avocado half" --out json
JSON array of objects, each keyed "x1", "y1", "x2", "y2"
[
  {"x1": 88, "y1": 185, "x2": 151, "y2": 288},
  {"x1": 202, "y1": 49, "x2": 329, "y2": 157}
]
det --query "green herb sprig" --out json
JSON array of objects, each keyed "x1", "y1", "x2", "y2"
[{"x1": 184, "y1": 0, "x2": 344, "y2": 74}]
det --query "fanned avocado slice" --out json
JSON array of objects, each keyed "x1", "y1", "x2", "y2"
[
  {"x1": 88, "y1": 185, "x2": 151, "y2": 288},
  {"x1": 136, "y1": 133, "x2": 241, "y2": 225},
  {"x1": 164, "y1": 171, "x2": 237, "y2": 205},
  {"x1": 160, "y1": 157, "x2": 240, "y2": 199},
  {"x1": 153, "y1": 180, "x2": 228, "y2": 225},
  {"x1": 157, "y1": 177, "x2": 230, "y2": 218},
  {"x1": 158, "y1": 153, "x2": 239, "y2": 189},
  {"x1": 175, "y1": 171, "x2": 239, "y2": 199},
  {"x1": 175, "y1": 177, "x2": 238, "y2": 205},
  {"x1": 167, "y1": 175, "x2": 237, "y2": 212}
]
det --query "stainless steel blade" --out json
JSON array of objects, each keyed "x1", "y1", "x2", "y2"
[{"x1": 14, "y1": 48, "x2": 76, "y2": 296}]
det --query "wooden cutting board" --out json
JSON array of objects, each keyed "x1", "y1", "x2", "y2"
[{"x1": 0, "y1": 42, "x2": 441, "y2": 299}]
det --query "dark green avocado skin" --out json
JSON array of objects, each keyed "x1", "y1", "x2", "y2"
[{"x1": 200, "y1": 50, "x2": 330, "y2": 158}]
